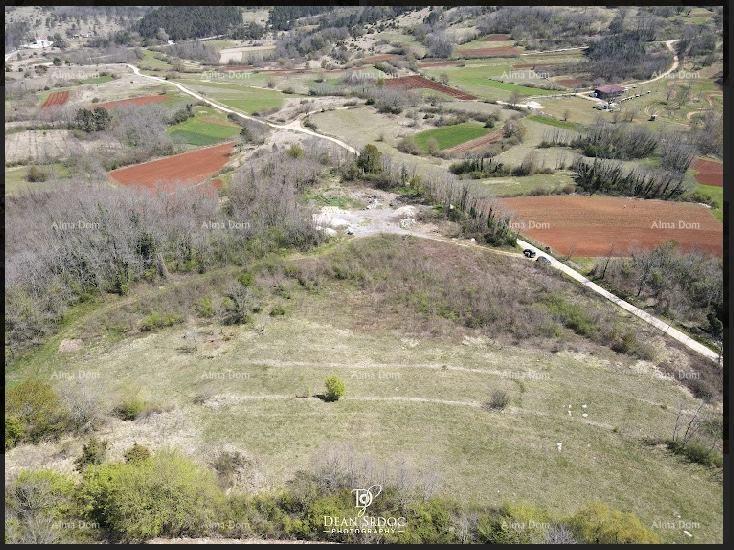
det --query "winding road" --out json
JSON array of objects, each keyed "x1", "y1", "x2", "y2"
[{"x1": 126, "y1": 64, "x2": 357, "y2": 153}]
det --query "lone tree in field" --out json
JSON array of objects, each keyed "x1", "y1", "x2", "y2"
[{"x1": 324, "y1": 376, "x2": 345, "y2": 402}]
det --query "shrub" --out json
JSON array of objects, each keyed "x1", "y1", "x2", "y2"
[
  {"x1": 269, "y1": 305, "x2": 286, "y2": 317},
  {"x1": 26, "y1": 165, "x2": 48, "y2": 182},
  {"x1": 113, "y1": 395, "x2": 159, "y2": 421},
  {"x1": 124, "y1": 442, "x2": 152, "y2": 463},
  {"x1": 5, "y1": 378, "x2": 70, "y2": 446},
  {"x1": 397, "y1": 135, "x2": 421, "y2": 155},
  {"x1": 484, "y1": 390, "x2": 509, "y2": 411},
  {"x1": 356, "y1": 144, "x2": 382, "y2": 174},
  {"x1": 139, "y1": 311, "x2": 183, "y2": 332},
  {"x1": 543, "y1": 296, "x2": 596, "y2": 337},
  {"x1": 219, "y1": 284, "x2": 261, "y2": 325},
  {"x1": 324, "y1": 376, "x2": 345, "y2": 401},
  {"x1": 211, "y1": 450, "x2": 250, "y2": 489},
  {"x1": 569, "y1": 502, "x2": 660, "y2": 544},
  {"x1": 287, "y1": 144, "x2": 304, "y2": 158},
  {"x1": 667, "y1": 440, "x2": 722, "y2": 468},
  {"x1": 237, "y1": 271, "x2": 255, "y2": 287},
  {"x1": 5, "y1": 469, "x2": 84, "y2": 544},
  {"x1": 5, "y1": 416, "x2": 24, "y2": 449},
  {"x1": 75, "y1": 437, "x2": 108, "y2": 471},
  {"x1": 196, "y1": 296, "x2": 215, "y2": 318},
  {"x1": 80, "y1": 451, "x2": 224, "y2": 542}
]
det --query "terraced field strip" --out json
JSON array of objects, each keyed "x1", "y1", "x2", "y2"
[
  {"x1": 692, "y1": 157, "x2": 723, "y2": 186},
  {"x1": 445, "y1": 129, "x2": 503, "y2": 153},
  {"x1": 97, "y1": 94, "x2": 168, "y2": 110},
  {"x1": 500, "y1": 195, "x2": 722, "y2": 258},
  {"x1": 414, "y1": 121, "x2": 490, "y2": 151},
  {"x1": 384, "y1": 75, "x2": 476, "y2": 100},
  {"x1": 457, "y1": 46, "x2": 522, "y2": 58},
  {"x1": 41, "y1": 90, "x2": 69, "y2": 108},
  {"x1": 108, "y1": 141, "x2": 234, "y2": 191}
]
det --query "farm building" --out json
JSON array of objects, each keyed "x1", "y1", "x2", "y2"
[{"x1": 594, "y1": 84, "x2": 625, "y2": 100}]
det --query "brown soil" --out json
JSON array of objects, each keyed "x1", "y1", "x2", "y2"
[
  {"x1": 383, "y1": 75, "x2": 476, "y2": 100},
  {"x1": 458, "y1": 47, "x2": 522, "y2": 58},
  {"x1": 41, "y1": 90, "x2": 69, "y2": 108},
  {"x1": 499, "y1": 195, "x2": 722, "y2": 257},
  {"x1": 692, "y1": 157, "x2": 723, "y2": 187},
  {"x1": 108, "y1": 142, "x2": 234, "y2": 191},
  {"x1": 97, "y1": 94, "x2": 167, "y2": 110}
]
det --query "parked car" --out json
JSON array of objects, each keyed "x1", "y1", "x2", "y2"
[{"x1": 536, "y1": 256, "x2": 551, "y2": 265}]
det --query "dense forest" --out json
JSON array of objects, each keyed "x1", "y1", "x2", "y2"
[{"x1": 137, "y1": 6, "x2": 241, "y2": 40}]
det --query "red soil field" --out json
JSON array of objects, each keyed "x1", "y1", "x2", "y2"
[
  {"x1": 556, "y1": 78, "x2": 584, "y2": 88},
  {"x1": 692, "y1": 157, "x2": 723, "y2": 187},
  {"x1": 485, "y1": 34, "x2": 512, "y2": 41},
  {"x1": 459, "y1": 47, "x2": 522, "y2": 58},
  {"x1": 108, "y1": 142, "x2": 234, "y2": 192},
  {"x1": 384, "y1": 75, "x2": 476, "y2": 100},
  {"x1": 97, "y1": 95, "x2": 167, "y2": 110},
  {"x1": 446, "y1": 130, "x2": 503, "y2": 154},
  {"x1": 355, "y1": 53, "x2": 400, "y2": 65},
  {"x1": 41, "y1": 91, "x2": 70, "y2": 108},
  {"x1": 499, "y1": 195, "x2": 722, "y2": 257}
]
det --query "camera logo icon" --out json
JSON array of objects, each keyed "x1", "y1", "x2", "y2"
[{"x1": 352, "y1": 485, "x2": 382, "y2": 516}]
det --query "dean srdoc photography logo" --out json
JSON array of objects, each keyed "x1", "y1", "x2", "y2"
[{"x1": 322, "y1": 484, "x2": 408, "y2": 535}]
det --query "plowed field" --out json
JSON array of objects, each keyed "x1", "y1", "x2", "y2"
[
  {"x1": 499, "y1": 195, "x2": 722, "y2": 257},
  {"x1": 108, "y1": 142, "x2": 234, "y2": 191},
  {"x1": 384, "y1": 75, "x2": 476, "y2": 100}
]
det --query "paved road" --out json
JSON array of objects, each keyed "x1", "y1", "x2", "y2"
[
  {"x1": 517, "y1": 239, "x2": 720, "y2": 363},
  {"x1": 126, "y1": 64, "x2": 358, "y2": 154}
]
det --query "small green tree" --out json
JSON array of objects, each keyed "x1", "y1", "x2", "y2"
[
  {"x1": 324, "y1": 376, "x2": 345, "y2": 402},
  {"x1": 124, "y1": 442, "x2": 151, "y2": 463},
  {"x1": 357, "y1": 144, "x2": 382, "y2": 174},
  {"x1": 75, "y1": 437, "x2": 108, "y2": 471}
]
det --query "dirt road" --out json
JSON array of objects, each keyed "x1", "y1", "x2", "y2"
[
  {"x1": 516, "y1": 239, "x2": 720, "y2": 363},
  {"x1": 126, "y1": 64, "x2": 358, "y2": 154}
]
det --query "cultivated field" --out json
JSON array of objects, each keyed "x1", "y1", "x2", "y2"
[
  {"x1": 108, "y1": 141, "x2": 234, "y2": 190},
  {"x1": 692, "y1": 157, "x2": 723, "y2": 186},
  {"x1": 499, "y1": 195, "x2": 722, "y2": 257},
  {"x1": 384, "y1": 75, "x2": 477, "y2": 100},
  {"x1": 41, "y1": 90, "x2": 70, "y2": 108},
  {"x1": 97, "y1": 94, "x2": 168, "y2": 110}
]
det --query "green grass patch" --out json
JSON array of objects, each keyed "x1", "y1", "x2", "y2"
[
  {"x1": 693, "y1": 184, "x2": 722, "y2": 221},
  {"x1": 177, "y1": 79, "x2": 284, "y2": 114},
  {"x1": 413, "y1": 122, "x2": 489, "y2": 152},
  {"x1": 81, "y1": 75, "x2": 114, "y2": 85},
  {"x1": 527, "y1": 114, "x2": 579, "y2": 130},
  {"x1": 422, "y1": 61, "x2": 560, "y2": 101},
  {"x1": 168, "y1": 106, "x2": 239, "y2": 145},
  {"x1": 475, "y1": 172, "x2": 575, "y2": 197},
  {"x1": 5, "y1": 163, "x2": 71, "y2": 196},
  {"x1": 138, "y1": 49, "x2": 173, "y2": 71}
]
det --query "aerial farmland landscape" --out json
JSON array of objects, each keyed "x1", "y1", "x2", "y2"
[{"x1": 3, "y1": 4, "x2": 727, "y2": 545}]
